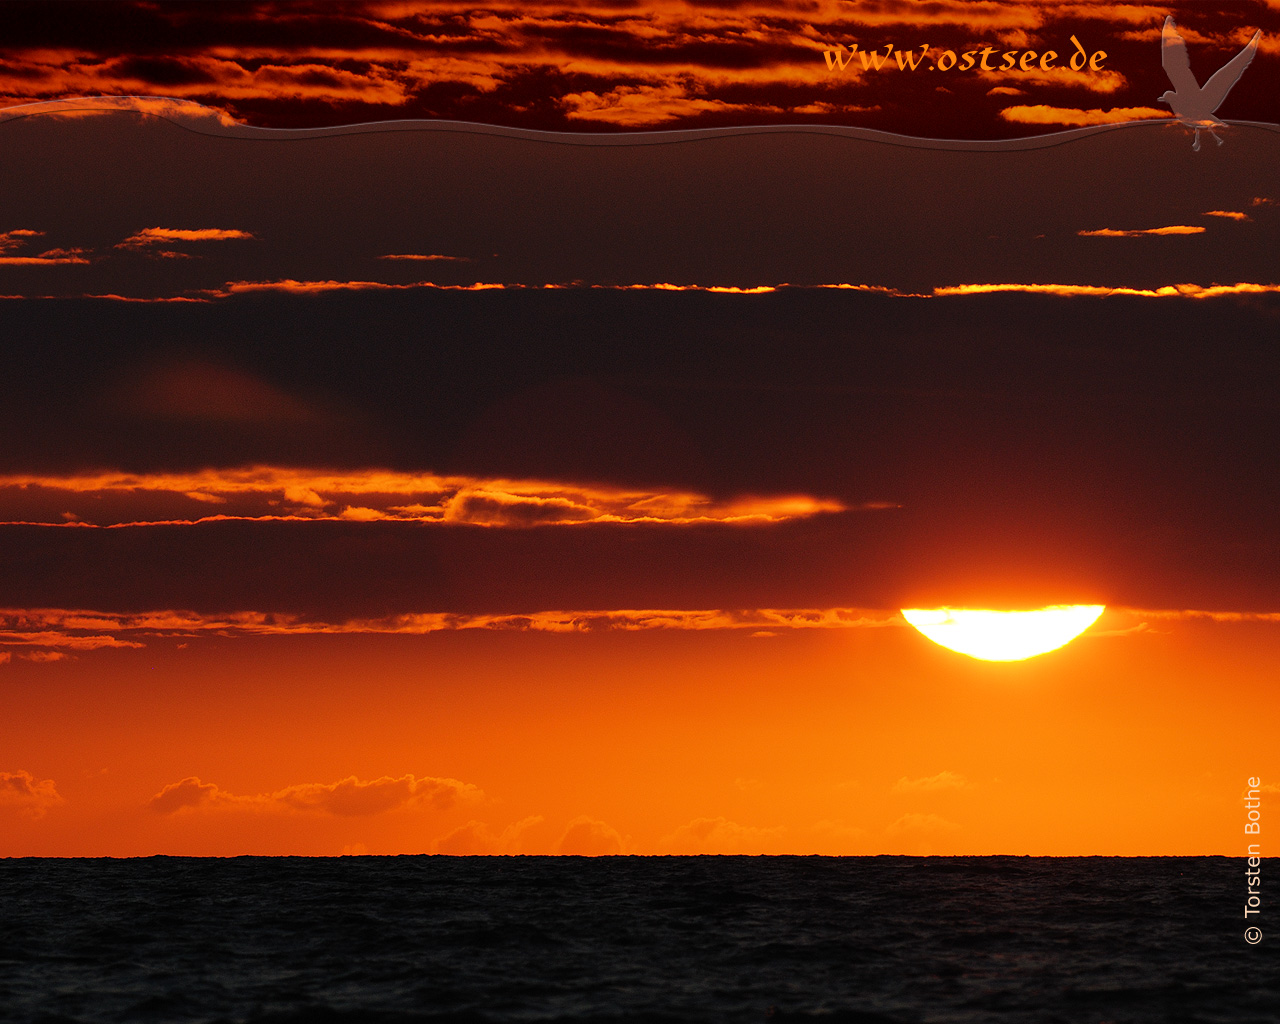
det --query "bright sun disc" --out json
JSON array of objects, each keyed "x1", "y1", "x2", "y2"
[{"x1": 900, "y1": 605, "x2": 1105, "y2": 661}]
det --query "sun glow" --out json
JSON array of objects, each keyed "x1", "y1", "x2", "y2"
[{"x1": 900, "y1": 605, "x2": 1105, "y2": 662}]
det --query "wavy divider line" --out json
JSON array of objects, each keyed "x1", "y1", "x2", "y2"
[{"x1": 3, "y1": 95, "x2": 1276, "y2": 152}]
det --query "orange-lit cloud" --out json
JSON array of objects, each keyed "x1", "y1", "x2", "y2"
[
  {"x1": 0, "y1": 95, "x2": 244, "y2": 127},
  {"x1": 188, "y1": 280, "x2": 783, "y2": 299},
  {"x1": 1077, "y1": 225, "x2": 1205, "y2": 237},
  {"x1": 0, "y1": 229, "x2": 45, "y2": 252},
  {"x1": 1120, "y1": 22, "x2": 1280, "y2": 57},
  {"x1": 0, "y1": 770, "x2": 64, "y2": 816},
  {"x1": 0, "y1": 607, "x2": 904, "y2": 657},
  {"x1": 1203, "y1": 210, "x2": 1250, "y2": 221},
  {"x1": 6, "y1": 605, "x2": 1269, "y2": 659},
  {"x1": 977, "y1": 66, "x2": 1127, "y2": 93},
  {"x1": 557, "y1": 816, "x2": 627, "y2": 856},
  {"x1": 116, "y1": 227, "x2": 256, "y2": 250},
  {"x1": 32, "y1": 278, "x2": 1280, "y2": 306},
  {"x1": 377, "y1": 253, "x2": 470, "y2": 262},
  {"x1": 999, "y1": 104, "x2": 1167, "y2": 124},
  {"x1": 934, "y1": 282, "x2": 1280, "y2": 298},
  {"x1": 76, "y1": 293, "x2": 211, "y2": 303},
  {"x1": 150, "y1": 773, "x2": 481, "y2": 816},
  {"x1": 887, "y1": 812, "x2": 961, "y2": 834},
  {"x1": 0, "y1": 229, "x2": 91, "y2": 264},
  {"x1": 1127, "y1": 609, "x2": 1280, "y2": 624},
  {"x1": 605, "y1": 283, "x2": 779, "y2": 294},
  {"x1": 198, "y1": 279, "x2": 508, "y2": 297},
  {"x1": 0, "y1": 466, "x2": 850, "y2": 528},
  {"x1": 0, "y1": 61, "x2": 406, "y2": 111},
  {"x1": 435, "y1": 816, "x2": 544, "y2": 855},
  {"x1": 561, "y1": 84, "x2": 783, "y2": 126},
  {"x1": 0, "y1": 620, "x2": 143, "y2": 650},
  {"x1": 892, "y1": 771, "x2": 968, "y2": 793},
  {"x1": 817, "y1": 283, "x2": 931, "y2": 297},
  {"x1": 20, "y1": 651, "x2": 71, "y2": 663},
  {"x1": 0, "y1": 254, "x2": 91, "y2": 265},
  {"x1": 659, "y1": 816, "x2": 785, "y2": 854}
]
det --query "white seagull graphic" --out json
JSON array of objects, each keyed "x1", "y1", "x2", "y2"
[{"x1": 1159, "y1": 16, "x2": 1262, "y2": 151}]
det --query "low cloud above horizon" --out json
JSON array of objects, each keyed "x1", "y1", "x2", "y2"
[
  {"x1": 0, "y1": 769, "x2": 64, "y2": 816},
  {"x1": 149, "y1": 773, "x2": 482, "y2": 817}
]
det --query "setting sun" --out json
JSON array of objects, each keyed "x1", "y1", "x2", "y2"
[{"x1": 900, "y1": 605, "x2": 1106, "y2": 661}]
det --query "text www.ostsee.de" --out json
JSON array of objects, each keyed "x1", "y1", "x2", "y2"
[{"x1": 823, "y1": 35, "x2": 1107, "y2": 74}]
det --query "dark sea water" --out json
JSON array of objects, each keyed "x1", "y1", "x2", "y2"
[{"x1": 0, "y1": 856, "x2": 1274, "y2": 1024}]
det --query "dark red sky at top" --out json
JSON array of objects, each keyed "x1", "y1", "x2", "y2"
[{"x1": 0, "y1": 1, "x2": 1276, "y2": 137}]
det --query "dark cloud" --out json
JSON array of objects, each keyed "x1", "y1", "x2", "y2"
[
  {"x1": 0, "y1": 97, "x2": 1277, "y2": 621},
  {"x1": 111, "y1": 56, "x2": 219, "y2": 87},
  {"x1": 0, "y1": 2, "x2": 1274, "y2": 135},
  {"x1": 1, "y1": 112, "x2": 1276, "y2": 297},
  {"x1": 530, "y1": 23, "x2": 813, "y2": 70}
]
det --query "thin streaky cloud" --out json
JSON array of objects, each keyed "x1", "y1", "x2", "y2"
[
  {"x1": 975, "y1": 66, "x2": 1127, "y2": 93},
  {"x1": 999, "y1": 104, "x2": 1168, "y2": 124},
  {"x1": 193, "y1": 281, "x2": 784, "y2": 298},
  {"x1": 378, "y1": 254, "x2": 470, "y2": 261},
  {"x1": 1077, "y1": 225, "x2": 1206, "y2": 237},
  {"x1": 0, "y1": 607, "x2": 907, "y2": 651},
  {"x1": 935, "y1": 282, "x2": 1280, "y2": 298},
  {"x1": 0, "y1": 229, "x2": 45, "y2": 253},
  {"x1": 0, "y1": 230, "x2": 91, "y2": 264},
  {"x1": 1126, "y1": 609, "x2": 1280, "y2": 623},
  {"x1": 0, "y1": 255, "x2": 91, "y2": 265},
  {"x1": 197, "y1": 279, "x2": 509, "y2": 296},
  {"x1": 116, "y1": 227, "x2": 256, "y2": 249},
  {"x1": 1202, "y1": 210, "x2": 1250, "y2": 220},
  {"x1": 0, "y1": 466, "x2": 852, "y2": 528},
  {"x1": 4, "y1": 605, "x2": 1276, "y2": 660},
  {"x1": 79, "y1": 294, "x2": 212, "y2": 304},
  {"x1": 0, "y1": 627, "x2": 144, "y2": 650},
  {"x1": 6, "y1": 279, "x2": 1279, "y2": 304}
]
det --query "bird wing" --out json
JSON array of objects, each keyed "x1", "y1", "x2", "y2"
[
  {"x1": 1200, "y1": 29, "x2": 1262, "y2": 114},
  {"x1": 1161, "y1": 16, "x2": 1199, "y2": 94}
]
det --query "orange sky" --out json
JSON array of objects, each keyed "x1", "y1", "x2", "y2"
[{"x1": 3, "y1": 608, "x2": 1276, "y2": 857}]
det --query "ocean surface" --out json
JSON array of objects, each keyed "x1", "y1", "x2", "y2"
[{"x1": 0, "y1": 857, "x2": 1274, "y2": 1024}]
